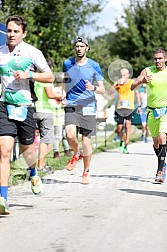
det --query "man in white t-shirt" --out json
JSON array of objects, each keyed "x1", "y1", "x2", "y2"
[{"x1": 0, "y1": 15, "x2": 54, "y2": 215}]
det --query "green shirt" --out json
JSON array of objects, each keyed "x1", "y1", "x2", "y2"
[
  {"x1": 146, "y1": 66, "x2": 167, "y2": 108},
  {"x1": 34, "y1": 82, "x2": 53, "y2": 113}
]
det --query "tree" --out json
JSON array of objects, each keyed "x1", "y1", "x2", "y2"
[
  {"x1": 0, "y1": 0, "x2": 104, "y2": 71},
  {"x1": 88, "y1": 33, "x2": 118, "y2": 88},
  {"x1": 109, "y1": 0, "x2": 167, "y2": 76}
]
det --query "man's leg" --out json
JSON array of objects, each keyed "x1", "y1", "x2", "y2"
[
  {"x1": 20, "y1": 143, "x2": 42, "y2": 194},
  {"x1": 0, "y1": 136, "x2": 14, "y2": 214},
  {"x1": 0, "y1": 136, "x2": 14, "y2": 196},
  {"x1": 117, "y1": 124, "x2": 124, "y2": 152},
  {"x1": 157, "y1": 133, "x2": 166, "y2": 171},
  {"x1": 145, "y1": 124, "x2": 149, "y2": 138},
  {"x1": 153, "y1": 136, "x2": 159, "y2": 156},
  {"x1": 81, "y1": 135, "x2": 92, "y2": 184},
  {"x1": 37, "y1": 113, "x2": 54, "y2": 169},
  {"x1": 153, "y1": 134, "x2": 166, "y2": 182},
  {"x1": 65, "y1": 125, "x2": 82, "y2": 171},
  {"x1": 117, "y1": 124, "x2": 123, "y2": 142},
  {"x1": 20, "y1": 143, "x2": 37, "y2": 169},
  {"x1": 124, "y1": 119, "x2": 131, "y2": 147},
  {"x1": 62, "y1": 126, "x2": 71, "y2": 155},
  {"x1": 66, "y1": 124, "x2": 79, "y2": 154},
  {"x1": 37, "y1": 142, "x2": 51, "y2": 168},
  {"x1": 82, "y1": 135, "x2": 92, "y2": 173},
  {"x1": 53, "y1": 125, "x2": 62, "y2": 158},
  {"x1": 116, "y1": 112, "x2": 125, "y2": 152}
]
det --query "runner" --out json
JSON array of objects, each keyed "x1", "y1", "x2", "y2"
[
  {"x1": 0, "y1": 15, "x2": 54, "y2": 215},
  {"x1": 131, "y1": 47, "x2": 167, "y2": 183},
  {"x1": 113, "y1": 68, "x2": 141, "y2": 154},
  {"x1": 34, "y1": 59, "x2": 63, "y2": 172},
  {"x1": 138, "y1": 84, "x2": 149, "y2": 143},
  {"x1": 63, "y1": 36, "x2": 105, "y2": 184}
]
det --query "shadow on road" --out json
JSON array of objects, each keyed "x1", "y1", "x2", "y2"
[
  {"x1": 92, "y1": 174, "x2": 152, "y2": 183},
  {"x1": 120, "y1": 188, "x2": 167, "y2": 198}
]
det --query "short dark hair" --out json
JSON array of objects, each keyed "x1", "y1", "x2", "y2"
[
  {"x1": 153, "y1": 47, "x2": 167, "y2": 56},
  {"x1": 6, "y1": 15, "x2": 27, "y2": 33}
]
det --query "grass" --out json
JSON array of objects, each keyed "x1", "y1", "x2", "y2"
[{"x1": 10, "y1": 127, "x2": 141, "y2": 186}]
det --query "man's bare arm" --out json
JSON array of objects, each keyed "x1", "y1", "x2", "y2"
[
  {"x1": 131, "y1": 69, "x2": 153, "y2": 91},
  {"x1": 13, "y1": 71, "x2": 55, "y2": 83}
]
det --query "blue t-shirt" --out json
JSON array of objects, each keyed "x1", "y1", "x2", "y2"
[{"x1": 63, "y1": 57, "x2": 103, "y2": 107}]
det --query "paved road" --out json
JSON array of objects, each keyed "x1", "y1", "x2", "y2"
[{"x1": 0, "y1": 139, "x2": 167, "y2": 252}]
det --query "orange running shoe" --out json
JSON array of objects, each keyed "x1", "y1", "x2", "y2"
[
  {"x1": 82, "y1": 172, "x2": 90, "y2": 184},
  {"x1": 66, "y1": 152, "x2": 83, "y2": 171}
]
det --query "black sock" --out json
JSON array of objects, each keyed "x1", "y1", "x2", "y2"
[
  {"x1": 120, "y1": 141, "x2": 124, "y2": 147},
  {"x1": 158, "y1": 144, "x2": 166, "y2": 172},
  {"x1": 153, "y1": 145, "x2": 159, "y2": 157}
]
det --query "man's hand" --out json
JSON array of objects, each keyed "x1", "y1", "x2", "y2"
[
  {"x1": 137, "y1": 106, "x2": 142, "y2": 114},
  {"x1": 85, "y1": 80, "x2": 94, "y2": 91},
  {"x1": 13, "y1": 70, "x2": 30, "y2": 80},
  {"x1": 142, "y1": 75, "x2": 153, "y2": 83}
]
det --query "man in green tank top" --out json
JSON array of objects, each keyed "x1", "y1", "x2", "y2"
[{"x1": 131, "y1": 47, "x2": 167, "y2": 183}]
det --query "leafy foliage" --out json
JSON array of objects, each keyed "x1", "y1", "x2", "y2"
[
  {"x1": 0, "y1": 0, "x2": 103, "y2": 71},
  {"x1": 109, "y1": 0, "x2": 167, "y2": 76}
]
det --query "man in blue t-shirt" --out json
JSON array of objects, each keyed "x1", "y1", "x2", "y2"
[{"x1": 63, "y1": 36, "x2": 105, "y2": 184}]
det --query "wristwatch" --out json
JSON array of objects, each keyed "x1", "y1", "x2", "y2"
[{"x1": 94, "y1": 86, "x2": 97, "y2": 91}]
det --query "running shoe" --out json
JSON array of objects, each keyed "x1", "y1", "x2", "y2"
[
  {"x1": 141, "y1": 135, "x2": 145, "y2": 141},
  {"x1": 37, "y1": 164, "x2": 54, "y2": 174},
  {"x1": 145, "y1": 138, "x2": 148, "y2": 143},
  {"x1": 162, "y1": 162, "x2": 166, "y2": 181},
  {"x1": 155, "y1": 171, "x2": 164, "y2": 183},
  {"x1": 30, "y1": 175, "x2": 42, "y2": 194},
  {"x1": 119, "y1": 142, "x2": 124, "y2": 153},
  {"x1": 123, "y1": 146, "x2": 129, "y2": 154},
  {"x1": 66, "y1": 152, "x2": 83, "y2": 171},
  {"x1": 82, "y1": 172, "x2": 90, "y2": 184},
  {"x1": 0, "y1": 197, "x2": 10, "y2": 215},
  {"x1": 64, "y1": 150, "x2": 72, "y2": 157},
  {"x1": 112, "y1": 135, "x2": 120, "y2": 142}
]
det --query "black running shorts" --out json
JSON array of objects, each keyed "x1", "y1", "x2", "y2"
[{"x1": 0, "y1": 102, "x2": 37, "y2": 145}]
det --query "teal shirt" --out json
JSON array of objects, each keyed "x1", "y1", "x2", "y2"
[{"x1": 0, "y1": 41, "x2": 51, "y2": 105}]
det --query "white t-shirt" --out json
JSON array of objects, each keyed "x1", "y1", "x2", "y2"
[{"x1": 0, "y1": 41, "x2": 51, "y2": 105}]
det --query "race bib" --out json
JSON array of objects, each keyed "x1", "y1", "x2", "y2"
[
  {"x1": 7, "y1": 105, "x2": 28, "y2": 121},
  {"x1": 120, "y1": 100, "x2": 130, "y2": 108},
  {"x1": 153, "y1": 107, "x2": 167, "y2": 119},
  {"x1": 82, "y1": 105, "x2": 96, "y2": 115}
]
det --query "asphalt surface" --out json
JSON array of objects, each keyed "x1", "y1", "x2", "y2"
[{"x1": 0, "y1": 138, "x2": 167, "y2": 252}]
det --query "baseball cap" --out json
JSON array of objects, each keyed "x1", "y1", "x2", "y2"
[{"x1": 75, "y1": 36, "x2": 90, "y2": 50}]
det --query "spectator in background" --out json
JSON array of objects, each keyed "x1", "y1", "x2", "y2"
[
  {"x1": 138, "y1": 84, "x2": 149, "y2": 143},
  {"x1": 34, "y1": 59, "x2": 63, "y2": 172},
  {"x1": 113, "y1": 68, "x2": 141, "y2": 154},
  {"x1": 49, "y1": 73, "x2": 71, "y2": 159}
]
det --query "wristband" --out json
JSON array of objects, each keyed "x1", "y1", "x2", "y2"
[
  {"x1": 138, "y1": 105, "x2": 141, "y2": 107},
  {"x1": 29, "y1": 71, "x2": 33, "y2": 80},
  {"x1": 94, "y1": 86, "x2": 97, "y2": 92}
]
